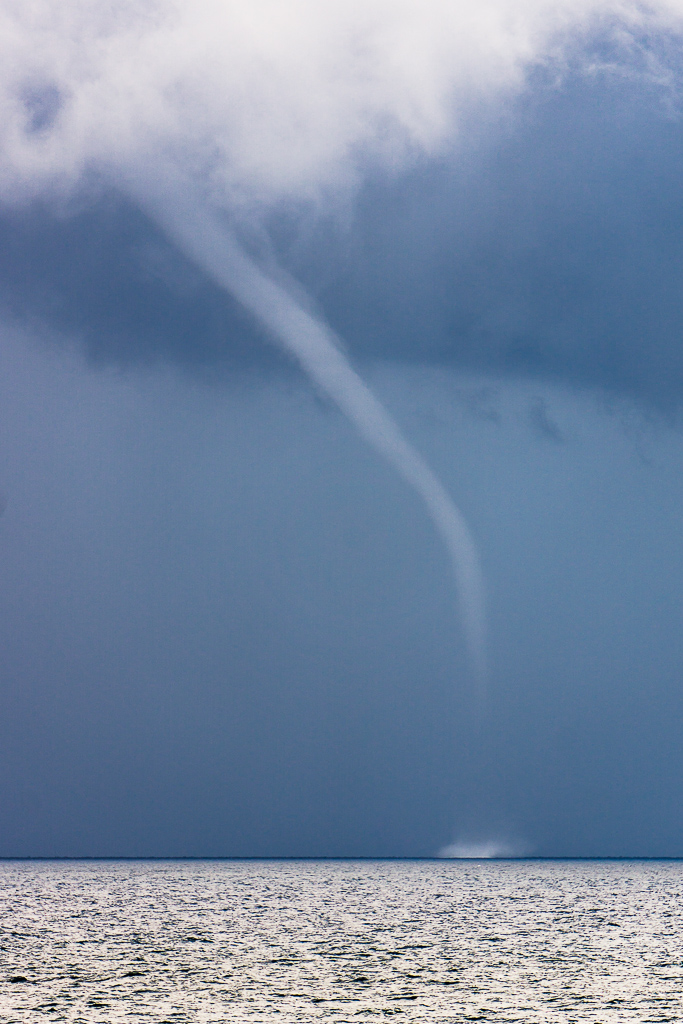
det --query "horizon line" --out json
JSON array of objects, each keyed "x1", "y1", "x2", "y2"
[{"x1": 2, "y1": 855, "x2": 683, "y2": 862}]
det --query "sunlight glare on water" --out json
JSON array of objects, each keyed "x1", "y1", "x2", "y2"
[{"x1": 1, "y1": 859, "x2": 683, "y2": 1022}]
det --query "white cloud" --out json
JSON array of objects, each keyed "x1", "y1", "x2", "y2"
[{"x1": 2, "y1": 0, "x2": 683, "y2": 210}]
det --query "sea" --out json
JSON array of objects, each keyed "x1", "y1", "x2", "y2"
[{"x1": 1, "y1": 858, "x2": 682, "y2": 1022}]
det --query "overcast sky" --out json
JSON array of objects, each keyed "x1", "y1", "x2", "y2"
[{"x1": 2, "y1": 0, "x2": 683, "y2": 856}]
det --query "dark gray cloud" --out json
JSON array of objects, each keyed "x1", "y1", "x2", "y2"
[
  {"x1": 312, "y1": 68, "x2": 683, "y2": 409},
  {"x1": 3, "y1": 64, "x2": 683, "y2": 409},
  {"x1": 528, "y1": 397, "x2": 564, "y2": 443},
  {"x1": 0, "y1": 196, "x2": 283, "y2": 375}
]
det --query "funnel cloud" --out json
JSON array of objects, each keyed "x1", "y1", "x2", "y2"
[{"x1": 130, "y1": 174, "x2": 486, "y2": 682}]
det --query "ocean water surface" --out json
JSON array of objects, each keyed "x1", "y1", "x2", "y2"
[{"x1": 1, "y1": 858, "x2": 682, "y2": 1022}]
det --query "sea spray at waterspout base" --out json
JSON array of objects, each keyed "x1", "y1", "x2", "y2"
[{"x1": 128, "y1": 175, "x2": 486, "y2": 688}]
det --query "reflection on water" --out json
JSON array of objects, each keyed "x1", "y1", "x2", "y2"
[{"x1": 1, "y1": 859, "x2": 682, "y2": 1022}]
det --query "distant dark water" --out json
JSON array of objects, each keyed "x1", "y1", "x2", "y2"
[{"x1": 1, "y1": 859, "x2": 682, "y2": 1022}]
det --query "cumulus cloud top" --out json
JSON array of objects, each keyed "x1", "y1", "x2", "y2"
[{"x1": 2, "y1": 0, "x2": 683, "y2": 209}]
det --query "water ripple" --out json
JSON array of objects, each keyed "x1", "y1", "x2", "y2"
[{"x1": 1, "y1": 860, "x2": 682, "y2": 1021}]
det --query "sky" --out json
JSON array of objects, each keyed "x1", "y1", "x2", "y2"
[{"x1": 2, "y1": 0, "x2": 683, "y2": 856}]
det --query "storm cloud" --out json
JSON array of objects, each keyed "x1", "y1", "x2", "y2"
[
  {"x1": 1, "y1": 47, "x2": 683, "y2": 409},
  {"x1": 3, "y1": 1, "x2": 683, "y2": 856}
]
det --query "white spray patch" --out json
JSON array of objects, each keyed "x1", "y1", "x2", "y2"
[
  {"x1": 438, "y1": 838, "x2": 529, "y2": 858},
  {"x1": 130, "y1": 173, "x2": 486, "y2": 686}
]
